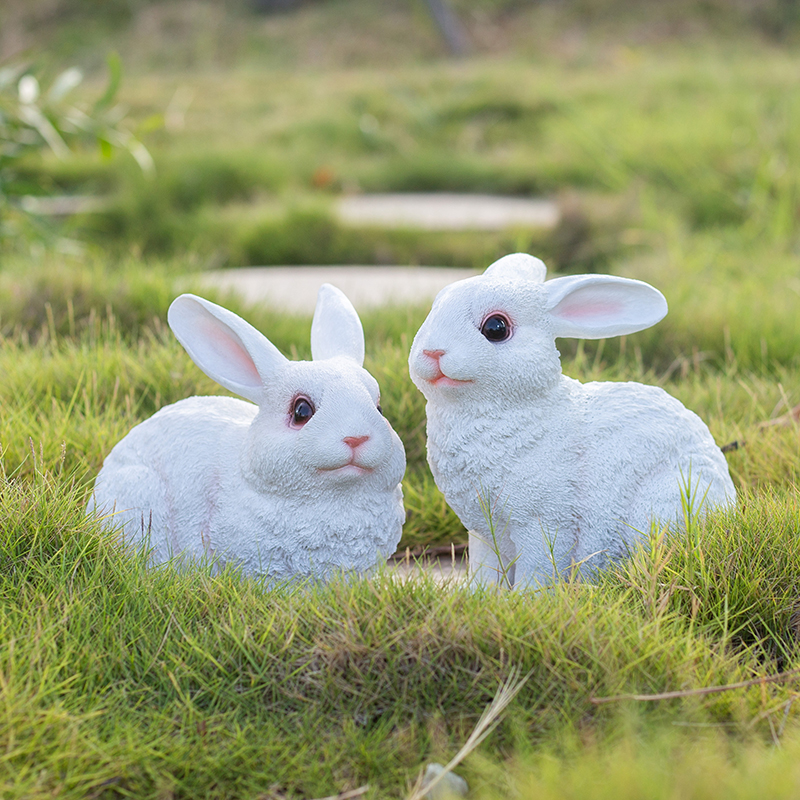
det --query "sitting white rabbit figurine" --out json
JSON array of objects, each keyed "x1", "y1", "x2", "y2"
[
  {"x1": 409, "y1": 253, "x2": 735, "y2": 587},
  {"x1": 90, "y1": 284, "x2": 406, "y2": 580}
]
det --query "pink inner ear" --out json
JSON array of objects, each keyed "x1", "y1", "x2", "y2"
[
  {"x1": 555, "y1": 298, "x2": 624, "y2": 320},
  {"x1": 200, "y1": 319, "x2": 262, "y2": 388}
]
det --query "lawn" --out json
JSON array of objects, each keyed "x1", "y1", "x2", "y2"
[{"x1": 2, "y1": 0, "x2": 800, "y2": 796}]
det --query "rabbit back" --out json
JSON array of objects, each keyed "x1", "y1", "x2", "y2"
[
  {"x1": 582, "y1": 380, "x2": 734, "y2": 507},
  {"x1": 91, "y1": 396, "x2": 255, "y2": 565},
  {"x1": 564, "y1": 379, "x2": 735, "y2": 568}
]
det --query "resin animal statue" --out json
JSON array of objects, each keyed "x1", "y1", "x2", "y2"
[
  {"x1": 90, "y1": 285, "x2": 406, "y2": 581},
  {"x1": 409, "y1": 253, "x2": 736, "y2": 588}
]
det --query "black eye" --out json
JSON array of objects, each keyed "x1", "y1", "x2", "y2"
[
  {"x1": 292, "y1": 397, "x2": 315, "y2": 426},
  {"x1": 377, "y1": 404, "x2": 383, "y2": 415},
  {"x1": 480, "y1": 314, "x2": 511, "y2": 342}
]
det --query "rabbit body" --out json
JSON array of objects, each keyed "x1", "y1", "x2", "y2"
[
  {"x1": 91, "y1": 287, "x2": 406, "y2": 581},
  {"x1": 409, "y1": 253, "x2": 735, "y2": 587}
]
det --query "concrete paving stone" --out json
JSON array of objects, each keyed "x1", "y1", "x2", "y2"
[
  {"x1": 196, "y1": 265, "x2": 478, "y2": 314},
  {"x1": 337, "y1": 192, "x2": 559, "y2": 231},
  {"x1": 388, "y1": 551, "x2": 469, "y2": 585}
]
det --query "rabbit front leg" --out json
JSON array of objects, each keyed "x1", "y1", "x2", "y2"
[
  {"x1": 468, "y1": 528, "x2": 517, "y2": 588},
  {"x1": 510, "y1": 518, "x2": 579, "y2": 589}
]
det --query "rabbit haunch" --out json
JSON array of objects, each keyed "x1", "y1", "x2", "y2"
[
  {"x1": 409, "y1": 253, "x2": 735, "y2": 587},
  {"x1": 90, "y1": 286, "x2": 406, "y2": 581}
]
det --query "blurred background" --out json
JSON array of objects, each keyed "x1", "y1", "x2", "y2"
[{"x1": 3, "y1": 0, "x2": 799, "y2": 277}]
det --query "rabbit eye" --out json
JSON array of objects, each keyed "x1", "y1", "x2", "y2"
[
  {"x1": 480, "y1": 314, "x2": 511, "y2": 342},
  {"x1": 292, "y1": 397, "x2": 315, "y2": 426}
]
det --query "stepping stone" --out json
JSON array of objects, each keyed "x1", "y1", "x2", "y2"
[
  {"x1": 389, "y1": 545, "x2": 468, "y2": 585},
  {"x1": 196, "y1": 265, "x2": 478, "y2": 314},
  {"x1": 337, "y1": 192, "x2": 559, "y2": 231},
  {"x1": 19, "y1": 195, "x2": 109, "y2": 215}
]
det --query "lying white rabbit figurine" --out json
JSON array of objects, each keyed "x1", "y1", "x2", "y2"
[
  {"x1": 409, "y1": 253, "x2": 735, "y2": 587},
  {"x1": 90, "y1": 284, "x2": 406, "y2": 580}
]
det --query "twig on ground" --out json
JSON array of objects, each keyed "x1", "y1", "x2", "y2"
[
  {"x1": 591, "y1": 667, "x2": 800, "y2": 704},
  {"x1": 758, "y1": 402, "x2": 800, "y2": 430}
]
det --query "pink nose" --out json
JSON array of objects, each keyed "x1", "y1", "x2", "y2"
[
  {"x1": 423, "y1": 349, "x2": 445, "y2": 361},
  {"x1": 344, "y1": 435, "x2": 369, "y2": 449}
]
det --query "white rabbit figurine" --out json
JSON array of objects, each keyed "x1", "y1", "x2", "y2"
[
  {"x1": 90, "y1": 284, "x2": 406, "y2": 581},
  {"x1": 409, "y1": 253, "x2": 736, "y2": 588}
]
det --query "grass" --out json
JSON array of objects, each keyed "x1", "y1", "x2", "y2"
[
  {"x1": 9, "y1": 25, "x2": 800, "y2": 381},
  {"x1": 2, "y1": 0, "x2": 800, "y2": 795},
  {"x1": 474, "y1": 729, "x2": 800, "y2": 799},
  {"x1": 11, "y1": 21, "x2": 800, "y2": 279},
  {"x1": 3, "y1": 466, "x2": 800, "y2": 798}
]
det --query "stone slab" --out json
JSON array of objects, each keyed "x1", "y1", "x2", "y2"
[
  {"x1": 337, "y1": 192, "x2": 559, "y2": 230},
  {"x1": 388, "y1": 552, "x2": 469, "y2": 585},
  {"x1": 196, "y1": 265, "x2": 478, "y2": 314}
]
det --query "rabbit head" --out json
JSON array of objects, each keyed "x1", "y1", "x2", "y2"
[
  {"x1": 169, "y1": 284, "x2": 406, "y2": 498},
  {"x1": 409, "y1": 253, "x2": 668, "y2": 406}
]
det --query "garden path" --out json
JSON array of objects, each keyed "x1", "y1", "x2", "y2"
[
  {"x1": 336, "y1": 192, "x2": 559, "y2": 230},
  {"x1": 197, "y1": 192, "x2": 558, "y2": 311},
  {"x1": 197, "y1": 265, "x2": 478, "y2": 313}
]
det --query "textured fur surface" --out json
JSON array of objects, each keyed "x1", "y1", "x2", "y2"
[
  {"x1": 90, "y1": 286, "x2": 406, "y2": 581},
  {"x1": 409, "y1": 253, "x2": 736, "y2": 587}
]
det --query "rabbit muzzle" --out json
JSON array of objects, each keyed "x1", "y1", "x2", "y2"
[
  {"x1": 314, "y1": 432, "x2": 388, "y2": 478},
  {"x1": 414, "y1": 348, "x2": 473, "y2": 388}
]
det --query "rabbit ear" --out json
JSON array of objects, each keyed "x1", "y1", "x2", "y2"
[
  {"x1": 168, "y1": 294, "x2": 287, "y2": 404},
  {"x1": 544, "y1": 274, "x2": 668, "y2": 339},
  {"x1": 310, "y1": 284, "x2": 365, "y2": 365},
  {"x1": 484, "y1": 253, "x2": 547, "y2": 283}
]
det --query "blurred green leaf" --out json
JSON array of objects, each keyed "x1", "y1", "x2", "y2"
[
  {"x1": 0, "y1": 52, "x2": 155, "y2": 252},
  {"x1": 48, "y1": 68, "x2": 83, "y2": 103},
  {"x1": 138, "y1": 113, "x2": 165, "y2": 134},
  {"x1": 93, "y1": 51, "x2": 122, "y2": 112}
]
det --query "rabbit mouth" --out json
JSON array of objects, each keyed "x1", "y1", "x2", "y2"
[
  {"x1": 414, "y1": 349, "x2": 473, "y2": 387},
  {"x1": 429, "y1": 374, "x2": 472, "y2": 387},
  {"x1": 417, "y1": 361, "x2": 472, "y2": 387},
  {"x1": 319, "y1": 463, "x2": 373, "y2": 476},
  {"x1": 422, "y1": 365, "x2": 473, "y2": 387}
]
